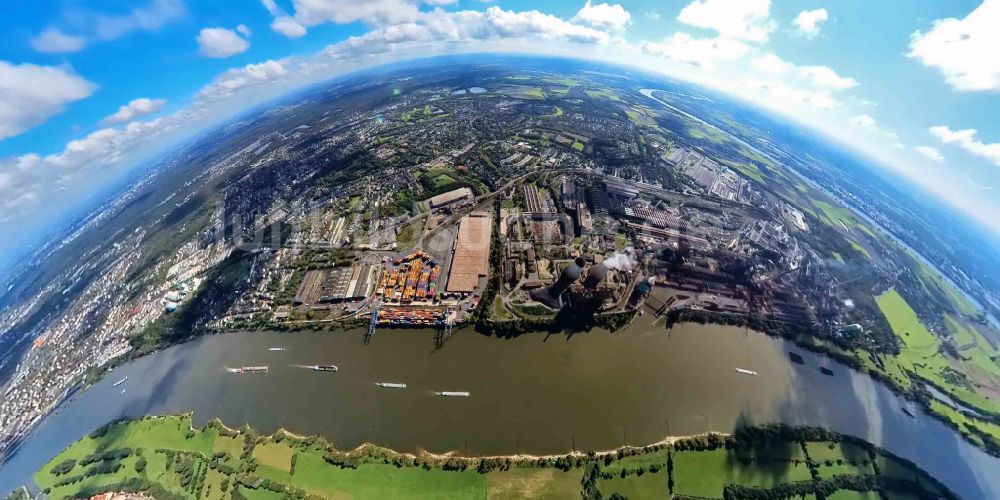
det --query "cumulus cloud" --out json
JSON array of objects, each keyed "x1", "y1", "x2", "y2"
[
  {"x1": 0, "y1": 117, "x2": 180, "y2": 223},
  {"x1": 676, "y1": 0, "x2": 775, "y2": 42},
  {"x1": 750, "y1": 53, "x2": 791, "y2": 75},
  {"x1": 916, "y1": 146, "x2": 945, "y2": 162},
  {"x1": 850, "y1": 114, "x2": 876, "y2": 128},
  {"x1": 798, "y1": 65, "x2": 857, "y2": 90},
  {"x1": 575, "y1": 1, "x2": 631, "y2": 30},
  {"x1": 291, "y1": 0, "x2": 421, "y2": 28},
  {"x1": 101, "y1": 98, "x2": 167, "y2": 125},
  {"x1": 30, "y1": 0, "x2": 185, "y2": 53},
  {"x1": 908, "y1": 0, "x2": 1000, "y2": 92},
  {"x1": 197, "y1": 27, "x2": 251, "y2": 58},
  {"x1": 930, "y1": 125, "x2": 1000, "y2": 166},
  {"x1": 260, "y1": 0, "x2": 281, "y2": 16},
  {"x1": 272, "y1": 16, "x2": 307, "y2": 37},
  {"x1": 260, "y1": 0, "x2": 308, "y2": 38},
  {"x1": 792, "y1": 8, "x2": 828, "y2": 37},
  {"x1": 196, "y1": 60, "x2": 288, "y2": 102},
  {"x1": 29, "y1": 28, "x2": 86, "y2": 53},
  {"x1": 641, "y1": 34, "x2": 749, "y2": 68},
  {"x1": 0, "y1": 61, "x2": 96, "y2": 142}
]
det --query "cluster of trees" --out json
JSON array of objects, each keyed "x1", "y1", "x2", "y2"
[
  {"x1": 581, "y1": 461, "x2": 602, "y2": 500},
  {"x1": 52, "y1": 460, "x2": 124, "y2": 488},
  {"x1": 79, "y1": 447, "x2": 132, "y2": 467},
  {"x1": 723, "y1": 474, "x2": 955, "y2": 500},
  {"x1": 49, "y1": 459, "x2": 76, "y2": 476},
  {"x1": 599, "y1": 462, "x2": 662, "y2": 481}
]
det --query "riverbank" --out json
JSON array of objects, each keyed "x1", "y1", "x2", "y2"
[
  {"x1": 31, "y1": 414, "x2": 954, "y2": 500},
  {"x1": 667, "y1": 306, "x2": 1000, "y2": 459},
  {"x1": 4, "y1": 326, "x2": 999, "y2": 499},
  {"x1": 74, "y1": 302, "x2": 1000, "y2": 467}
]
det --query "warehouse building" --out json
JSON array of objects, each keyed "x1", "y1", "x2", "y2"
[{"x1": 446, "y1": 211, "x2": 493, "y2": 293}]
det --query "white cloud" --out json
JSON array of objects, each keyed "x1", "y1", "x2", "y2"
[
  {"x1": 930, "y1": 125, "x2": 1000, "y2": 166},
  {"x1": 750, "y1": 53, "x2": 791, "y2": 75},
  {"x1": 197, "y1": 27, "x2": 251, "y2": 58},
  {"x1": 645, "y1": 11, "x2": 661, "y2": 21},
  {"x1": 908, "y1": 0, "x2": 1000, "y2": 92},
  {"x1": 101, "y1": 98, "x2": 167, "y2": 125},
  {"x1": 792, "y1": 8, "x2": 828, "y2": 37},
  {"x1": 236, "y1": 24, "x2": 252, "y2": 37},
  {"x1": 676, "y1": 0, "x2": 775, "y2": 42},
  {"x1": 260, "y1": 0, "x2": 309, "y2": 38},
  {"x1": 0, "y1": 61, "x2": 96, "y2": 142},
  {"x1": 272, "y1": 16, "x2": 307, "y2": 37},
  {"x1": 641, "y1": 34, "x2": 749, "y2": 68},
  {"x1": 916, "y1": 146, "x2": 945, "y2": 162},
  {"x1": 290, "y1": 0, "x2": 421, "y2": 27},
  {"x1": 261, "y1": 0, "x2": 281, "y2": 16},
  {"x1": 196, "y1": 60, "x2": 288, "y2": 103},
  {"x1": 0, "y1": 117, "x2": 180, "y2": 224},
  {"x1": 850, "y1": 114, "x2": 876, "y2": 128},
  {"x1": 798, "y1": 65, "x2": 857, "y2": 90},
  {"x1": 30, "y1": 0, "x2": 185, "y2": 53},
  {"x1": 29, "y1": 28, "x2": 86, "y2": 53},
  {"x1": 575, "y1": 1, "x2": 631, "y2": 30}
]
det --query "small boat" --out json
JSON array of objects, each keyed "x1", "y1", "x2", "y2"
[
  {"x1": 113, "y1": 376, "x2": 128, "y2": 387},
  {"x1": 437, "y1": 391, "x2": 471, "y2": 397},
  {"x1": 735, "y1": 368, "x2": 758, "y2": 376},
  {"x1": 120, "y1": 388, "x2": 126, "y2": 394},
  {"x1": 311, "y1": 365, "x2": 339, "y2": 372},
  {"x1": 268, "y1": 347, "x2": 286, "y2": 351},
  {"x1": 820, "y1": 367, "x2": 834, "y2": 376},
  {"x1": 230, "y1": 366, "x2": 269, "y2": 374},
  {"x1": 901, "y1": 405, "x2": 916, "y2": 418},
  {"x1": 376, "y1": 382, "x2": 407, "y2": 389},
  {"x1": 788, "y1": 352, "x2": 804, "y2": 365}
]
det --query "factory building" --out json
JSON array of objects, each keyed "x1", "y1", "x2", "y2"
[
  {"x1": 428, "y1": 187, "x2": 474, "y2": 209},
  {"x1": 446, "y1": 211, "x2": 493, "y2": 293}
]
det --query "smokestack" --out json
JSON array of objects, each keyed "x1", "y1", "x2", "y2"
[{"x1": 583, "y1": 262, "x2": 608, "y2": 289}]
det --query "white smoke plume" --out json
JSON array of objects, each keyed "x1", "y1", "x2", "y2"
[{"x1": 602, "y1": 247, "x2": 635, "y2": 272}]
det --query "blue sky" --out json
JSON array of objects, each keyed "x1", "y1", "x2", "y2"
[{"x1": 1, "y1": 0, "x2": 999, "y2": 268}]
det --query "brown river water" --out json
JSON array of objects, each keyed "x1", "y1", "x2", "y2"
[{"x1": 2, "y1": 322, "x2": 999, "y2": 498}]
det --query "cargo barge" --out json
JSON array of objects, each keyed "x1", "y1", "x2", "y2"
[
  {"x1": 311, "y1": 365, "x2": 339, "y2": 372},
  {"x1": 437, "y1": 391, "x2": 471, "y2": 397},
  {"x1": 229, "y1": 366, "x2": 269, "y2": 374},
  {"x1": 113, "y1": 376, "x2": 128, "y2": 387},
  {"x1": 375, "y1": 382, "x2": 407, "y2": 389}
]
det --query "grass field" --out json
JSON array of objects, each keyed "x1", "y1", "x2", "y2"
[
  {"x1": 672, "y1": 449, "x2": 814, "y2": 497},
  {"x1": 877, "y1": 289, "x2": 1000, "y2": 414},
  {"x1": 597, "y1": 451, "x2": 668, "y2": 498},
  {"x1": 485, "y1": 468, "x2": 582, "y2": 499},
  {"x1": 30, "y1": 417, "x2": 954, "y2": 500},
  {"x1": 395, "y1": 217, "x2": 425, "y2": 248},
  {"x1": 294, "y1": 454, "x2": 486, "y2": 499},
  {"x1": 805, "y1": 441, "x2": 874, "y2": 478},
  {"x1": 584, "y1": 88, "x2": 623, "y2": 102},
  {"x1": 252, "y1": 441, "x2": 294, "y2": 471},
  {"x1": 493, "y1": 296, "x2": 511, "y2": 320},
  {"x1": 599, "y1": 470, "x2": 666, "y2": 499}
]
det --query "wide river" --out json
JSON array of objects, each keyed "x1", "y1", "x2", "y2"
[{"x1": 2, "y1": 322, "x2": 999, "y2": 498}]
